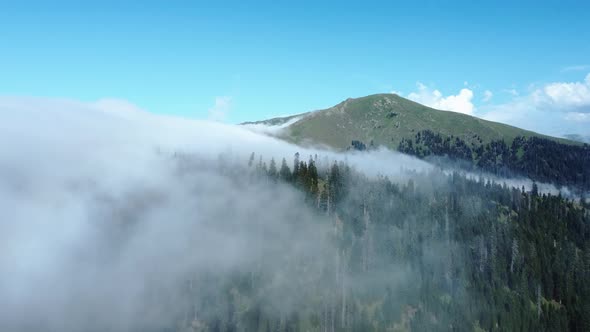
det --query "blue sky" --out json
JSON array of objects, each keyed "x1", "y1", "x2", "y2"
[{"x1": 1, "y1": 1, "x2": 589, "y2": 136}]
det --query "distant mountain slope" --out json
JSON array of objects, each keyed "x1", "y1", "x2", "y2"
[
  {"x1": 564, "y1": 134, "x2": 590, "y2": 144},
  {"x1": 246, "y1": 93, "x2": 576, "y2": 149},
  {"x1": 245, "y1": 93, "x2": 589, "y2": 189}
]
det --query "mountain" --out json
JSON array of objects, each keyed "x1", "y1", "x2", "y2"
[
  {"x1": 564, "y1": 133, "x2": 590, "y2": 144},
  {"x1": 245, "y1": 93, "x2": 575, "y2": 149},
  {"x1": 245, "y1": 93, "x2": 590, "y2": 189}
]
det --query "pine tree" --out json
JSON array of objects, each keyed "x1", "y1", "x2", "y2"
[
  {"x1": 532, "y1": 182, "x2": 539, "y2": 196},
  {"x1": 308, "y1": 157, "x2": 319, "y2": 204},
  {"x1": 297, "y1": 160, "x2": 308, "y2": 190},
  {"x1": 268, "y1": 158, "x2": 278, "y2": 181},
  {"x1": 329, "y1": 163, "x2": 343, "y2": 207},
  {"x1": 293, "y1": 152, "x2": 300, "y2": 182},
  {"x1": 257, "y1": 156, "x2": 263, "y2": 170},
  {"x1": 319, "y1": 184, "x2": 329, "y2": 213},
  {"x1": 248, "y1": 152, "x2": 255, "y2": 168},
  {"x1": 280, "y1": 158, "x2": 291, "y2": 182},
  {"x1": 261, "y1": 162, "x2": 268, "y2": 174}
]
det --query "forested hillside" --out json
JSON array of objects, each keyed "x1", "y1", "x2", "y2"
[
  {"x1": 246, "y1": 94, "x2": 590, "y2": 191},
  {"x1": 176, "y1": 153, "x2": 590, "y2": 332},
  {"x1": 398, "y1": 130, "x2": 590, "y2": 190},
  {"x1": 4, "y1": 2, "x2": 589, "y2": 332}
]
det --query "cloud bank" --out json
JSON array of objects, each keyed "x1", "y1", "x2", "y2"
[
  {"x1": 482, "y1": 90, "x2": 493, "y2": 102},
  {"x1": 0, "y1": 95, "x2": 580, "y2": 331},
  {"x1": 405, "y1": 82, "x2": 475, "y2": 115},
  {"x1": 241, "y1": 115, "x2": 306, "y2": 135},
  {"x1": 207, "y1": 96, "x2": 232, "y2": 122},
  {"x1": 391, "y1": 73, "x2": 590, "y2": 138},
  {"x1": 480, "y1": 73, "x2": 590, "y2": 137},
  {"x1": 0, "y1": 96, "x2": 440, "y2": 331},
  {"x1": 561, "y1": 65, "x2": 590, "y2": 72},
  {"x1": 532, "y1": 73, "x2": 590, "y2": 113}
]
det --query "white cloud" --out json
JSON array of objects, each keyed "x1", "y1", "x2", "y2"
[
  {"x1": 91, "y1": 98, "x2": 146, "y2": 115},
  {"x1": 0, "y1": 96, "x2": 340, "y2": 331},
  {"x1": 406, "y1": 82, "x2": 475, "y2": 115},
  {"x1": 207, "y1": 96, "x2": 232, "y2": 122},
  {"x1": 4, "y1": 95, "x2": 572, "y2": 331},
  {"x1": 482, "y1": 90, "x2": 493, "y2": 102},
  {"x1": 531, "y1": 73, "x2": 590, "y2": 112},
  {"x1": 503, "y1": 88, "x2": 519, "y2": 96},
  {"x1": 242, "y1": 115, "x2": 305, "y2": 135},
  {"x1": 561, "y1": 64, "x2": 590, "y2": 72},
  {"x1": 479, "y1": 73, "x2": 590, "y2": 137},
  {"x1": 564, "y1": 112, "x2": 590, "y2": 122}
]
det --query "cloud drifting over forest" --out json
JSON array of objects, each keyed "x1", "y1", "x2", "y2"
[
  {"x1": 0, "y1": 96, "x2": 435, "y2": 331},
  {"x1": 0, "y1": 96, "x2": 577, "y2": 331}
]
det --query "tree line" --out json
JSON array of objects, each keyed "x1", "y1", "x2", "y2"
[
  {"x1": 177, "y1": 151, "x2": 590, "y2": 332},
  {"x1": 398, "y1": 130, "x2": 590, "y2": 190}
]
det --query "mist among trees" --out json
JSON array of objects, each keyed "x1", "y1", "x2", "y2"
[{"x1": 1, "y1": 99, "x2": 588, "y2": 331}]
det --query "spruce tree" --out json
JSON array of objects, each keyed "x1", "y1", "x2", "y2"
[
  {"x1": 308, "y1": 157, "x2": 319, "y2": 204},
  {"x1": 293, "y1": 152, "x2": 300, "y2": 182},
  {"x1": 329, "y1": 162, "x2": 343, "y2": 206},
  {"x1": 248, "y1": 152, "x2": 255, "y2": 167},
  {"x1": 268, "y1": 158, "x2": 278, "y2": 181},
  {"x1": 280, "y1": 158, "x2": 291, "y2": 182}
]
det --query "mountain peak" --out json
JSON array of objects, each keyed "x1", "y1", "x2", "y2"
[{"x1": 248, "y1": 93, "x2": 576, "y2": 149}]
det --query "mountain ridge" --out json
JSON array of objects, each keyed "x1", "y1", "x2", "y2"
[{"x1": 243, "y1": 93, "x2": 579, "y2": 149}]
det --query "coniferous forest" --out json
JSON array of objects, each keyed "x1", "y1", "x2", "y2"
[
  {"x1": 5, "y1": 3, "x2": 590, "y2": 332},
  {"x1": 397, "y1": 131, "x2": 590, "y2": 190},
  {"x1": 173, "y1": 152, "x2": 590, "y2": 332}
]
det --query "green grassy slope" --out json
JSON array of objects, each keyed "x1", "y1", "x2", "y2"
[{"x1": 254, "y1": 93, "x2": 576, "y2": 149}]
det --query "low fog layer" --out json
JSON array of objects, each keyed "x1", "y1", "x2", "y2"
[
  {"x1": 0, "y1": 97, "x2": 429, "y2": 331},
  {"x1": 0, "y1": 97, "x2": 576, "y2": 330},
  {"x1": 0, "y1": 98, "x2": 340, "y2": 331}
]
